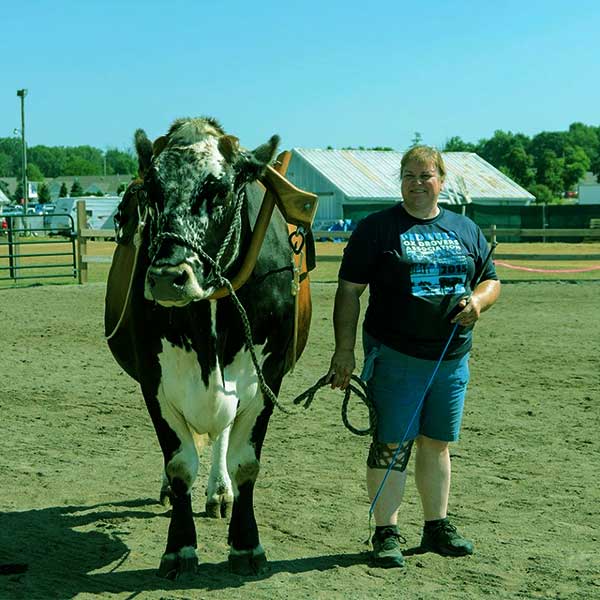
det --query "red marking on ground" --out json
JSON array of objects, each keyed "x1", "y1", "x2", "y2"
[{"x1": 494, "y1": 261, "x2": 600, "y2": 273}]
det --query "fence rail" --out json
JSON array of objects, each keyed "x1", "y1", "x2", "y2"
[
  {"x1": 481, "y1": 225, "x2": 600, "y2": 243},
  {"x1": 313, "y1": 227, "x2": 600, "y2": 243},
  {"x1": 72, "y1": 200, "x2": 600, "y2": 283}
]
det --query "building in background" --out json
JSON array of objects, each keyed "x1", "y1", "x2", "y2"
[
  {"x1": 285, "y1": 149, "x2": 535, "y2": 229},
  {"x1": 0, "y1": 175, "x2": 131, "y2": 201}
]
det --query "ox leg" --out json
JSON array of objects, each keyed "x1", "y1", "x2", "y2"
[
  {"x1": 206, "y1": 426, "x2": 234, "y2": 518},
  {"x1": 157, "y1": 423, "x2": 200, "y2": 580},
  {"x1": 226, "y1": 400, "x2": 274, "y2": 575}
]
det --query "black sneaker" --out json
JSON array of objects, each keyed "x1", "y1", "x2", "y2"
[
  {"x1": 371, "y1": 526, "x2": 406, "y2": 568},
  {"x1": 420, "y1": 519, "x2": 474, "y2": 556}
]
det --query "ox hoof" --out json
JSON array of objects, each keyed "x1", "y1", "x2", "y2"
[
  {"x1": 159, "y1": 486, "x2": 172, "y2": 507},
  {"x1": 206, "y1": 497, "x2": 233, "y2": 519},
  {"x1": 157, "y1": 547, "x2": 198, "y2": 580},
  {"x1": 228, "y1": 546, "x2": 267, "y2": 576}
]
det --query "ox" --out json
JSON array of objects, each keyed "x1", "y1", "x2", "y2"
[{"x1": 104, "y1": 117, "x2": 314, "y2": 578}]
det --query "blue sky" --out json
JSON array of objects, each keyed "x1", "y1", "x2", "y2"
[{"x1": 2, "y1": 0, "x2": 599, "y2": 154}]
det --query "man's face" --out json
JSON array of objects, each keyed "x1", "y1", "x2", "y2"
[{"x1": 401, "y1": 159, "x2": 443, "y2": 210}]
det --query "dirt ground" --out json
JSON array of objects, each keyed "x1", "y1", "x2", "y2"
[{"x1": 0, "y1": 281, "x2": 598, "y2": 600}]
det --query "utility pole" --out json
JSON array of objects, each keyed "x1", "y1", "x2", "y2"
[{"x1": 16, "y1": 89, "x2": 28, "y2": 213}]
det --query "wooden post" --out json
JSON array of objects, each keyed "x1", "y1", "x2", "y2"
[
  {"x1": 76, "y1": 200, "x2": 88, "y2": 284},
  {"x1": 491, "y1": 223, "x2": 497, "y2": 247}
]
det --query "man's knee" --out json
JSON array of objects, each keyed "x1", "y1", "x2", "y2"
[
  {"x1": 416, "y1": 435, "x2": 449, "y2": 453},
  {"x1": 367, "y1": 440, "x2": 414, "y2": 472}
]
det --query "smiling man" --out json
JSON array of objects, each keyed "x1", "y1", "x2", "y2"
[{"x1": 327, "y1": 146, "x2": 500, "y2": 568}]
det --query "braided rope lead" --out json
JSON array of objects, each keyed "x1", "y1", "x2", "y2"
[{"x1": 292, "y1": 374, "x2": 377, "y2": 436}]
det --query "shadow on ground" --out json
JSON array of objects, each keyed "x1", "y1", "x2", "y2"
[{"x1": 0, "y1": 497, "x2": 369, "y2": 598}]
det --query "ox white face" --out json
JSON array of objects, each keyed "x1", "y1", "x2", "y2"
[{"x1": 137, "y1": 118, "x2": 279, "y2": 308}]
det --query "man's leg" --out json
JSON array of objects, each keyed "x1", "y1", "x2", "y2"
[
  {"x1": 366, "y1": 441, "x2": 413, "y2": 568},
  {"x1": 366, "y1": 463, "x2": 407, "y2": 526},
  {"x1": 415, "y1": 435, "x2": 473, "y2": 556},
  {"x1": 414, "y1": 435, "x2": 450, "y2": 521}
]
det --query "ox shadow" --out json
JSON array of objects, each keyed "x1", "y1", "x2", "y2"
[
  {"x1": 0, "y1": 498, "x2": 370, "y2": 598},
  {"x1": 0, "y1": 498, "x2": 160, "y2": 599}
]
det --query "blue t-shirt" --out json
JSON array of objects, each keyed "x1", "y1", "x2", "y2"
[{"x1": 339, "y1": 204, "x2": 498, "y2": 360}]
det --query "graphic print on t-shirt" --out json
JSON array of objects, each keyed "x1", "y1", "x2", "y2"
[{"x1": 400, "y1": 230, "x2": 468, "y2": 297}]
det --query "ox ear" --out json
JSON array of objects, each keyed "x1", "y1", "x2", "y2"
[
  {"x1": 237, "y1": 135, "x2": 280, "y2": 181},
  {"x1": 152, "y1": 135, "x2": 168, "y2": 157},
  {"x1": 252, "y1": 135, "x2": 280, "y2": 166},
  {"x1": 218, "y1": 135, "x2": 240, "y2": 163},
  {"x1": 134, "y1": 129, "x2": 153, "y2": 177}
]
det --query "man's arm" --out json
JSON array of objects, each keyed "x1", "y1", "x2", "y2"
[{"x1": 327, "y1": 278, "x2": 368, "y2": 390}]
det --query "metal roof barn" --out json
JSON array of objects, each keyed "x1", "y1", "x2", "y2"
[{"x1": 285, "y1": 149, "x2": 534, "y2": 227}]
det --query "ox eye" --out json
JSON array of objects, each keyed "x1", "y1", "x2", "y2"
[{"x1": 192, "y1": 175, "x2": 230, "y2": 214}]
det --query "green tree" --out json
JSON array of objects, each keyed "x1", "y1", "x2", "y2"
[
  {"x1": 0, "y1": 152, "x2": 13, "y2": 176},
  {"x1": 0, "y1": 180, "x2": 10, "y2": 197},
  {"x1": 536, "y1": 150, "x2": 564, "y2": 195},
  {"x1": 37, "y1": 182, "x2": 52, "y2": 203},
  {"x1": 504, "y1": 145, "x2": 536, "y2": 187},
  {"x1": 28, "y1": 145, "x2": 66, "y2": 178},
  {"x1": 105, "y1": 148, "x2": 137, "y2": 174},
  {"x1": 116, "y1": 183, "x2": 127, "y2": 195},
  {"x1": 0, "y1": 137, "x2": 21, "y2": 175},
  {"x1": 567, "y1": 122, "x2": 599, "y2": 166},
  {"x1": 475, "y1": 130, "x2": 536, "y2": 188},
  {"x1": 59, "y1": 182, "x2": 69, "y2": 197},
  {"x1": 64, "y1": 156, "x2": 97, "y2": 176},
  {"x1": 563, "y1": 145, "x2": 591, "y2": 190},
  {"x1": 478, "y1": 130, "x2": 530, "y2": 170},
  {"x1": 443, "y1": 136, "x2": 477, "y2": 152},
  {"x1": 70, "y1": 180, "x2": 84, "y2": 197},
  {"x1": 26, "y1": 162, "x2": 44, "y2": 181},
  {"x1": 411, "y1": 132, "x2": 423, "y2": 147},
  {"x1": 528, "y1": 183, "x2": 554, "y2": 204}
]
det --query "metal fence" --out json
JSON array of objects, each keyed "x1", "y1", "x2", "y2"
[{"x1": 0, "y1": 213, "x2": 77, "y2": 282}]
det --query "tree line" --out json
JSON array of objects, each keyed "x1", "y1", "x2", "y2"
[
  {"x1": 442, "y1": 122, "x2": 600, "y2": 203},
  {"x1": 0, "y1": 138, "x2": 136, "y2": 181},
  {"x1": 2, "y1": 122, "x2": 599, "y2": 205},
  {"x1": 0, "y1": 138, "x2": 137, "y2": 203}
]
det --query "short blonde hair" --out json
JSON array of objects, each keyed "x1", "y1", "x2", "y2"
[{"x1": 401, "y1": 146, "x2": 446, "y2": 182}]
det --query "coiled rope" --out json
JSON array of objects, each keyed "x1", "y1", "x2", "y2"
[{"x1": 292, "y1": 374, "x2": 376, "y2": 436}]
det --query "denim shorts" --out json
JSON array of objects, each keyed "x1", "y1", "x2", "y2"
[{"x1": 361, "y1": 332, "x2": 470, "y2": 444}]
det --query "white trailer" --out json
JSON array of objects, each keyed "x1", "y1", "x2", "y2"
[{"x1": 47, "y1": 196, "x2": 120, "y2": 234}]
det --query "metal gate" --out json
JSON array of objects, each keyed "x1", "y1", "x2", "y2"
[{"x1": 0, "y1": 213, "x2": 77, "y2": 283}]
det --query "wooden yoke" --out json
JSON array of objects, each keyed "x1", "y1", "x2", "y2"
[
  {"x1": 208, "y1": 150, "x2": 317, "y2": 300},
  {"x1": 260, "y1": 164, "x2": 318, "y2": 229}
]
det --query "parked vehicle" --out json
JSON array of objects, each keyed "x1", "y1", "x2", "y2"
[{"x1": 46, "y1": 196, "x2": 120, "y2": 235}]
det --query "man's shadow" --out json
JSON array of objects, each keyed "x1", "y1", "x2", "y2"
[{"x1": 0, "y1": 498, "x2": 371, "y2": 598}]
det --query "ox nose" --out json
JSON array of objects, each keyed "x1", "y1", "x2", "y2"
[{"x1": 146, "y1": 265, "x2": 192, "y2": 303}]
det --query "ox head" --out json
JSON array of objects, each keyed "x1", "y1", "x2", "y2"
[{"x1": 137, "y1": 117, "x2": 279, "y2": 306}]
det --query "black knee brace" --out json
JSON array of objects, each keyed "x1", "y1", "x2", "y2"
[{"x1": 367, "y1": 439, "x2": 414, "y2": 473}]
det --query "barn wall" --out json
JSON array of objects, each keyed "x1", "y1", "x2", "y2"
[{"x1": 286, "y1": 153, "x2": 346, "y2": 225}]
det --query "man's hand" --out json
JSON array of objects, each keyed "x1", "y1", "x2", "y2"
[
  {"x1": 451, "y1": 279, "x2": 501, "y2": 327},
  {"x1": 451, "y1": 295, "x2": 481, "y2": 327},
  {"x1": 327, "y1": 349, "x2": 355, "y2": 390}
]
